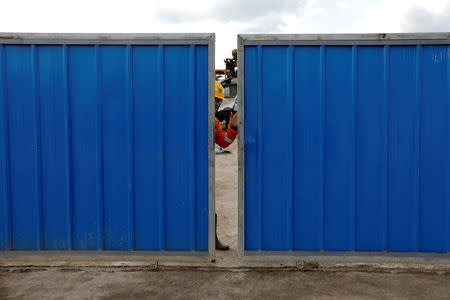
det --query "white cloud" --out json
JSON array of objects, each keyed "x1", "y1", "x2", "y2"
[
  {"x1": 305, "y1": 0, "x2": 318, "y2": 9},
  {"x1": 304, "y1": 7, "x2": 325, "y2": 17},
  {"x1": 337, "y1": 0, "x2": 450, "y2": 33},
  {"x1": 213, "y1": 0, "x2": 303, "y2": 23},
  {"x1": 337, "y1": 1, "x2": 350, "y2": 9},
  {"x1": 0, "y1": 0, "x2": 239, "y2": 67},
  {"x1": 402, "y1": 4, "x2": 450, "y2": 32},
  {"x1": 0, "y1": 0, "x2": 449, "y2": 67},
  {"x1": 157, "y1": 0, "x2": 306, "y2": 32}
]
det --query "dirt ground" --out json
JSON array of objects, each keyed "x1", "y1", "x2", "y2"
[
  {"x1": 215, "y1": 142, "x2": 239, "y2": 264},
  {"x1": 1, "y1": 142, "x2": 450, "y2": 299}
]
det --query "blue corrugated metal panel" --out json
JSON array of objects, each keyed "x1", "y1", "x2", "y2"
[
  {"x1": 244, "y1": 44, "x2": 450, "y2": 253},
  {"x1": 0, "y1": 43, "x2": 209, "y2": 251}
]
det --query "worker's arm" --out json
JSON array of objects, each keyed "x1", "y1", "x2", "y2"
[{"x1": 215, "y1": 117, "x2": 238, "y2": 148}]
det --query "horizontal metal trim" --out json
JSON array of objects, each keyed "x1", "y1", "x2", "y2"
[
  {"x1": 239, "y1": 33, "x2": 450, "y2": 45},
  {"x1": 242, "y1": 40, "x2": 450, "y2": 46},
  {"x1": 0, "y1": 33, "x2": 214, "y2": 45},
  {"x1": 242, "y1": 251, "x2": 450, "y2": 263},
  {"x1": 0, "y1": 251, "x2": 208, "y2": 257}
]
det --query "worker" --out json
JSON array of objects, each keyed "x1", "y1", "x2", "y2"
[
  {"x1": 215, "y1": 80, "x2": 238, "y2": 149},
  {"x1": 214, "y1": 80, "x2": 238, "y2": 250}
]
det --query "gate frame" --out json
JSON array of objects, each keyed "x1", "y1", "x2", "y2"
[
  {"x1": 0, "y1": 33, "x2": 216, "y2": 262},
  {"x1": 237, "y1": 33, "x2": 450, "y2": 263}
]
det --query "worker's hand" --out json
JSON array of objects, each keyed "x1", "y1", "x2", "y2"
[{"x1": 230, "y1": 112, "x2": 238, "y2": 128}]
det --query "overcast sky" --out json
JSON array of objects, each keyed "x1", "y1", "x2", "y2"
[{"x1": 1, "y1": 0, "x2": 449, "y2": 67}]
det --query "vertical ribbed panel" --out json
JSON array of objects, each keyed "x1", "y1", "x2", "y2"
[
  {"x1": 39, "y1": 45, "x2": 69, "y2": 249},
  {"x1": 319, "y1": 45, "x2": 326, "y2": 250},
  {"x1": 389, "y1": 46, "x2": 416, "y2": 251},
  {"x1": 413, "y1": 45, "x2": 422, "y2": 251},
  {"x1": 256, "y1": 46, "x2": 263, "y2": 250},
  {"x1": 31, "y1": 45, "x2": 43, "y2": 250},
  {"x1": 164, "y1": 45, "x2": 200, "y2": 250},
  {"x1": 382, "y1": 45, "x2": 390, "y2": 251},
  {"x1": 7, "y1": 45, "x2": 35, "y2": 250},
  {"x1": 417, "y1": 45, "x2": 447, "y2": 253},
  {"x1": 188, "y1": 45, "x2": 196, "y2": 250},
  {"x1": 62, "y1": 45, "x2": 72, "y2": 250},
  {"x1": 95, "y1": 45, "x2": 104, "y2": 250},
  {"x1": 356, "y1": 46, "x2": 384, "y2": 251},
  {"x1": 157, "y1": 45, "x2": 166, "y2": 250},
  {"x1": 243, "y1": 42, "x2": 449, "y2": 254},
  {"x1": 446, "y1": 46, "x2": 450, "y2": 253},
  {"x1": 350, "y1": 45, "x2": 357, "y2": 251},
  {"x1": 126, "y1": 45, "x2": 135, "y2": 251},
  {"x1": 195, "y1": 44, "x2": 209, "y2": 252},
  {"x1": 0, "y1": 44, "x2": 11, "y2": 250},
  {"x1": 292, "y1": 46, "x2": 321, "y2": 250},
  {"x1": 325, "y1": 46, "x2": 352, "y2": 250},
  {"x1": 133, "y1": 45, "x2": 160, "y2": 250},
  {"x1": 70, "y1": 46, "x2": 97, "y2": 250},
  {"x1": 243, "y1": 46, "x2": 260, "y2": 251},
  {"x1": 286, "y1": 46, "x2": 294, "y2": 250}
]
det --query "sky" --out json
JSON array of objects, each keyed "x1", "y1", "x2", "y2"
[{"x1": 1, "y1": 0, "x2": 449, "y2": 67}]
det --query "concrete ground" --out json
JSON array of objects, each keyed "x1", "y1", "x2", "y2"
[
  {"x1": 1, "y1": 142, "x2": 450, "y2": 299},
  {"x1": 215, "y1": 141, "x2": 239, "y2": 265},
  {"x1": 1, "y1": 268, "x2": 449, "y2": 299}
]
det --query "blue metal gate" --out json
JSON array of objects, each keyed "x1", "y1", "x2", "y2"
[
  {"x1": 238, "y1": 34, "x2": 450, "y2": 260},
  {"x1": 0, "y1": 33, "x2": 215, "y2": 259}
]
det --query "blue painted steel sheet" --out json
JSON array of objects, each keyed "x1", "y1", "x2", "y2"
[
  {"x1": 243, "y1": 43, "x2": 450, "y2": 253},
  {"x1": 0, "y1": 42, "x2": 209, "y2": 251}
]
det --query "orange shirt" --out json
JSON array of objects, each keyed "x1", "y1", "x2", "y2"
[{"x1": 215, "y1": 118, "x2": 237, "y2": 148}]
